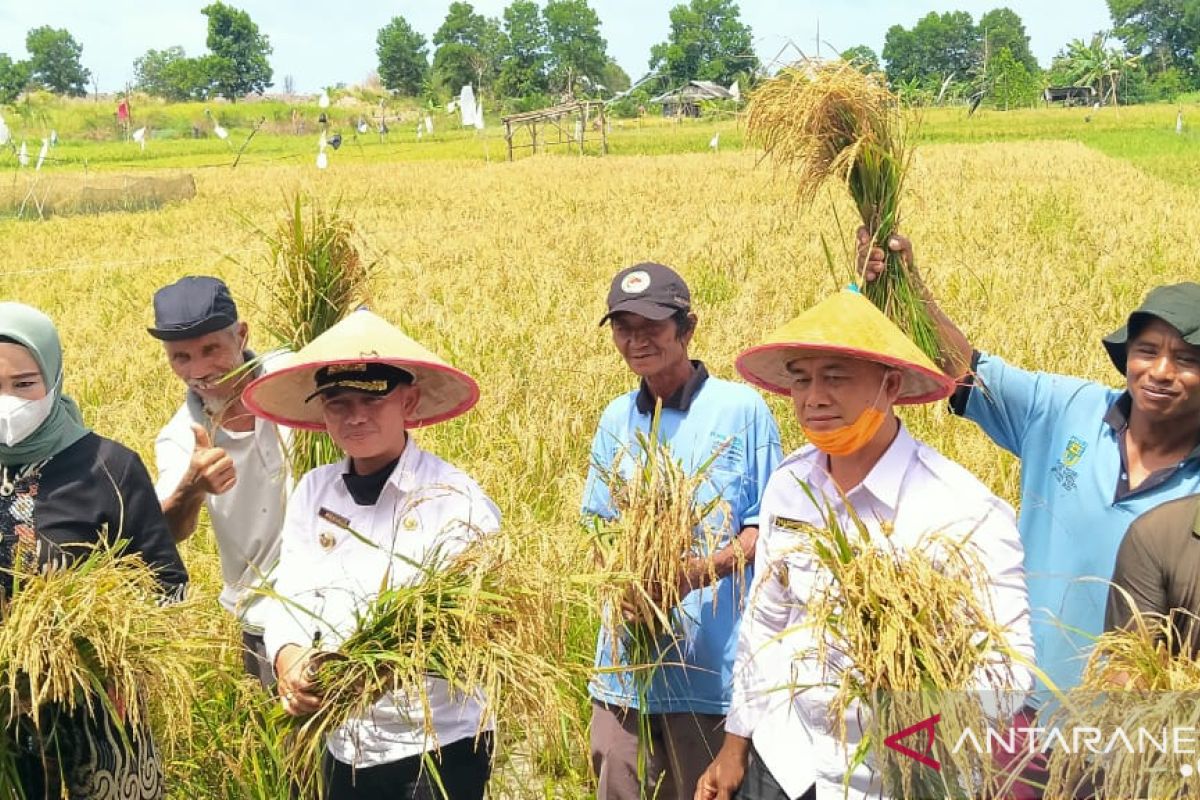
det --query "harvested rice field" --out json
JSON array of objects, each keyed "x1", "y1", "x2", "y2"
[{"x1": 1, "y1": 103, "x2": 1198, "y2": 797}]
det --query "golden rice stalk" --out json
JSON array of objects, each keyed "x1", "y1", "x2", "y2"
[
  {"x1": 0, "y1": 542, "x2": 216, "y2": 772},
  {"x1": 794, "y1": 489, "x2": 1024, "y2": 798},
  {"x1": 173, "y1": 660, "x2": 296, "y2": 799},
  {"x1": 589, "y1": 411, "x2": 732, "y2": 665},
  {"x1": 747, "y1": 59, "x2": 943, "y2": 364},
  {"x1": 260, "y1": 193, "x2": 374, "y2": 353},
  {"x1": 279, "y1": 534, "x2": 588, "y2": 797},
  {"x1": 253, "y1": 192, "x2": 377, "y2": 476},
  {"x1": 1045, "y1": 610, "x2": 1200, "y2": 799}
]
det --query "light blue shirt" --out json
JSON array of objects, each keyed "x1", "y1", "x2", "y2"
[
  {"x1": 582, "y1": 373, "x2": 781, "y2": 714},
  {"x1": 965, "y1": 352, "x2": 1200, "y2": 701}
]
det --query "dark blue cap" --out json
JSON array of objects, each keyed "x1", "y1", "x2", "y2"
[
  {"x1": 147, "y1": 276, "x2": 239, "y2": 341},
  {"x1": 599, "y1": 262, "x2": 691, "y2": 326}
]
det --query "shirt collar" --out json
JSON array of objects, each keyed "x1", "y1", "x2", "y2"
[
  {"x1": 790, "y1": 422, "x2": 915, "y2": 514},
  {"x1": 1103, "y1": 392, "x2": 1133, "y2": 434},
  {"x1": 386, "y1": 435, "x2": 421, "y2": 494},
  {"x1": 634, "y1": 360, "x2": 709, "y2": 415},
  {"x1": 1105, "y1": 391, "x2": 1200, "y2": 463},
  {"x1": 857, "y1": 423, "x2": 916, "y2": 514}
]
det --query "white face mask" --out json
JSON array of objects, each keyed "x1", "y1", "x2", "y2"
[{"x1": 0, "y1": 392, "x2": 55, "y2": 447}]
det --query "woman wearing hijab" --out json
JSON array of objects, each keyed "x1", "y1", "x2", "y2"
[{"x1": 0, "y1": 302, "x2": 187, "y2": 800}]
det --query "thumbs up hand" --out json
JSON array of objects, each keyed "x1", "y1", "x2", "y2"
[{"x1": 186, "y1": 423, "x2": 237, "y2": 496}]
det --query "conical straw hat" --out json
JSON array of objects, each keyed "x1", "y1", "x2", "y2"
[
  {"x1": 736, "y1": 290, "x2": 955, "y2": 404},
  {"x1": 243, "y1": 309, "x2": 479, "y2": 430}
]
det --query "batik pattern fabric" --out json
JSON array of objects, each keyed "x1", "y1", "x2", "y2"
[
  {"x1": 0, "y1": 461, "x2": 44, "y2": 600},
  {"x1": 1, "y1": 461, "x2": 164, "y2": 800}
]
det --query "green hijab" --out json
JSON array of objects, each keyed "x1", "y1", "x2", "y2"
[{"x1": 0, "y1": 302, "x2": 90, "y2": 466}]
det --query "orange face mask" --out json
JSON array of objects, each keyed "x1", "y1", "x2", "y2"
[
  {"x1": 800, "y1": 376, "x2": 891, "y2": 457},
  {"x1": 802, "y1": 406, "x2": 887, "y2": 456}
]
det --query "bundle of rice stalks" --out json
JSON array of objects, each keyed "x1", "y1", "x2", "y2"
[
  {"x1": 587, "y1": 408, "x2": 734, "y2": 781},
  {"x1": 0, "y1": 542, "x2": 215, "y2": 791},
  {"x1": 589, "y1": 412, "x2": 730, "y2": 658},
  {"x1": 253, "y1": 192, "x2": 377, "y2": 476},
  {"x1": 747, "y1": 59, "x2": 944, "y2": 364},
  {"x1": 278, "y1": 534, "x2": 586, "y2": 797},
  {"x1": 1045, "y1": 610, "x2": 1200, "y2": 799},
  {"x1": 796, "y1": 490, "x2": 1024, "y2": 798}
]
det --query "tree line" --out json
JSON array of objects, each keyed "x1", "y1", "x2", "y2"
[
  {"x1": 858, "y1": 1, "x2": 1197, "y2": 107},
  {"x1": 368, "y1": 0, "x2": 759, "y2": 112},
  {"x1": 1, "y1": 1, "x2": 1197, "y2": 110}
]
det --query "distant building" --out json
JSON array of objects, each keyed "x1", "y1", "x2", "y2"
[
  {"x1": 650, "y1": 80, "x2": 736, "y2": 117},
  {"x1": 1044, "y1": 86, "x2": 1096, "y2": 107}
]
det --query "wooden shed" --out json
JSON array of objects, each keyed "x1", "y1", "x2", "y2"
[
  {"x1": 501, "y1": 100, "x2": 608, "y2": 161},
  {"x1": 649, "y1": 81, "x2": 735, "y2": 118}
]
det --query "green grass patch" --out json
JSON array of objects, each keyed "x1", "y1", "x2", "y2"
[
  {"x1": 917, "y1": 103, "x2": 1200, "y2": 188},
  {"x1": 4, "y1": 97, "x2": 1200, "y2": 189}
]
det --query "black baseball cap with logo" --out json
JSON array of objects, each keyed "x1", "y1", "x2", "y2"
[
  {"x1": 147, "y1": 276, "x2": 240, "y2": 341},
  {"x1": 599, "y1": 262, "x2": 692, "y2": 326}
]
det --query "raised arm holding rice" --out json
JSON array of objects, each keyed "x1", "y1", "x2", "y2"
[{"x1": 861, "y1": 234, "x2": 1200, "y2": 797}]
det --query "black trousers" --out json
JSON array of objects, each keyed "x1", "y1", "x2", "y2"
[
  {"x1": 734, "y1": 744, "x2": 815, "y2": 800},
  {"x1": 322, "y1": 733, "x2": 493, "y2": 800},
  {"x1": 241, "y1": 629, "x2": 274, "y2": 690}
]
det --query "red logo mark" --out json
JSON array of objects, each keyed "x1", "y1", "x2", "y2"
[{"x1": 883, "y1": 714, "x2": 942, "y2": 771}]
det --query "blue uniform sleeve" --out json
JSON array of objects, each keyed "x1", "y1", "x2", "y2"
[
  {"x1": 581, "y1": 417, "x2": 619, "y2": 521},
  {"x1": 964, "y1": 351, "x2": 1094, "y2": 458},
  {"x1": 741, "y1": 399, "x2": 782, "y2": 529}
]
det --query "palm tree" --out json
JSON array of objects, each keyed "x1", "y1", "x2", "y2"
[
  {"x1": 1065, "y1": 32, "x2": 1140, "y2": 106},
  {"x1": 1102, "y1": 47, "x2": 1140, "y2": 106}
]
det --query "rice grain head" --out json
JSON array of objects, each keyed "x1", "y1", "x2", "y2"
[
  {"x1": 747, "y1": 59, "x2": 944, "y2": 363},
  {"x1": 788, "y1": 484, "x2": 1027, "y2": 798}
]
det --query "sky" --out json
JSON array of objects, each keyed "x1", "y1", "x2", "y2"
[{"x1": 0, "y1": 1, "x2": 1116, "y2": 95}]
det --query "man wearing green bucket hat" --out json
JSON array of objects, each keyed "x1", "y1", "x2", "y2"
[
  {"x1": 862, "y1": 233, "x2": 1200, "y2": 796},
  {"x1": 697, "y1": 289, "x2": 1035, "y2": 800}
]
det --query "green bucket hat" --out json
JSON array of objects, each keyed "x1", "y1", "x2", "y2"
[{"x1": 1102, "y1": 282, "x2": 1200, "y2": 374}]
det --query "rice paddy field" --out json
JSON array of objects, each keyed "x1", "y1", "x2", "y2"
[{"x1": 1, "y1": 98, "x2": 1199, "y2": 796}]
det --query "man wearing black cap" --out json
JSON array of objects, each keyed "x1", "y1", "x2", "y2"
[
  {"x1": 148, "y1": 275, "x2": 289, "y2": 688},
  {"x1": 583, "y1": 263, "x2": 782, "y2": 800},
  {"x1": 862, "y1": 233, "x2": 1200, "y2": 797}
]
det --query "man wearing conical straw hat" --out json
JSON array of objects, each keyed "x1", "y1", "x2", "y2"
[
  {"x1": 696, "y1": 290, "x2": 1035, "y2": 800},
  {"x1": 243, "y1": 308, "x2": 500, "y2": 799},
  {"x1": 585, "y1": 263, "x2": 782, "y2": 800}
]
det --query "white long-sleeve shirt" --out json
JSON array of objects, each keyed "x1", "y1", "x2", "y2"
[
  {"x1": 155, "y1": 353, "x2": 292, "y2": 631},
  {"x1": 725, "y1": 425, "x2": 1034, "y2": 799},
  {"x1": 261, "y1": 438, "x2": 501, "y2": 768}
]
